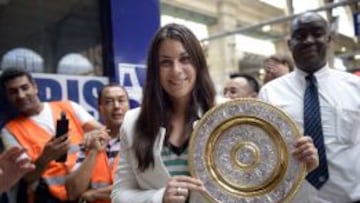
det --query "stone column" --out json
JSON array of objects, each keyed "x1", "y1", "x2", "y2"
[
  {"x1": 274, "y1": 39, "x2": 290, "y2": 55},
  {"x1": 207, "y1": 0, "x2": 239, "y2": 92}
]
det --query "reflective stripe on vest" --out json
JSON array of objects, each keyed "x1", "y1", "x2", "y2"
[
  {"x1": 84, "y1": 152, "x2": 119, "y2": 203},
  {"x1": 44, "y1": 176, "x2": 66, "y2": 186},
  {"x1": 69, "y1": 144, "x2": 80, "y2": 154},
  {"x1": 91, "y1": 182, "x2": 111, "y2": 189},
  {"x1": 89, "y1": 152, "x2": 114, "y2": 188}
]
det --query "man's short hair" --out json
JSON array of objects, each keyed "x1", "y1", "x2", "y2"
[
  {"x1": 229, "y1": 73, "x2": 260, "y2": 93},
  {"x1": 0, "y1": 67, "x2": 34, "y2": 89},
  {"x1": 97, "y1": 83, "x2": 128, "y2": 105},
  {"x1": 264, "y1": 53, "x2": 294, "y2": 71}
]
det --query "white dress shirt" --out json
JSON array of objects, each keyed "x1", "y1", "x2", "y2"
[{"x1": 258, "y1": 66, "x2": 360, "y2": 203}]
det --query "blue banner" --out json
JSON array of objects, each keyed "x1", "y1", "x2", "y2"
[
  {"x1": 110, "y1": 0, "x2": 160, "y2": 107},
  {"x1": 0, "y1": 73, "x2": 108, "y2": 127},
  {"x1": 33, "y1": 73, "x2": 108, "y2": 119}
]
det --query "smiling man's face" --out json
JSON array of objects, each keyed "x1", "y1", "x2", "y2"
[{"x1": 288, "y1": 13, "x2": 331, "y2": 73}]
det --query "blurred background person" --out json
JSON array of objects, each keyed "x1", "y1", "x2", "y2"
[
  {"x1": 349, "y1": 68, "x2": 360, "y2": 77},
  {"x1": 66, "y1": 84, "x2": 129, "y2": 203},
  {"x1": 223, "y1": 73, "x2": 260, "y2": 99},
  {"x1": 263, "y1": 53, "x2": 294, "y2": 84}
]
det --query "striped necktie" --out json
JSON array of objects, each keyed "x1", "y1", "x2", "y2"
[{"x1": 304, "y1": 74, "x2": 329, "y2": 189}]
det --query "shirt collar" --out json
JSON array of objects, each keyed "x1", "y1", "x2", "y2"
[
  {"x1": 109, "y1": 136, "x2": 120, "y2": 145},
  {"x1": 294, "y1": 64, "x2": 331, "y2": 81}
]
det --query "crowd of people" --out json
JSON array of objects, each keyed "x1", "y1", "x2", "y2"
[{"x1": 0, "y1": 11, "x2": 359, "y2": 203}]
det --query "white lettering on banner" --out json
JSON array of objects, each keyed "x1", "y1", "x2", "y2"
[
  {"x1": 1, "y1": 65, "x2": 145, "y2": 123},
  {"x1": 118, "y1": 63, "x2": 146, "y2": 107},
  {"x1": 33, "y1": 73, "x2": 108, "y2": 120}
]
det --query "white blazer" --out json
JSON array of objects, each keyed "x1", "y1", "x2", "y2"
[{"x1": 111, "y1": 108, "x2": 206, "y2": 203}]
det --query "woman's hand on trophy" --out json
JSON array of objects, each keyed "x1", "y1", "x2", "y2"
[{"x1": 163, "y1": 176, "x2": 205, "y2": 203}]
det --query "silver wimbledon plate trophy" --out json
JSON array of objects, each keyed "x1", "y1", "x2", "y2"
[{"x1": 189, "y1": 99, "x2": 306, "y2": 203}]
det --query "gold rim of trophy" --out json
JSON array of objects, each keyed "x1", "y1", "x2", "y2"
[{"x1": 189, "y1": 98, "x2": 306, "y2": 203}]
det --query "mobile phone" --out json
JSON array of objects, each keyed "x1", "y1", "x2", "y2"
[{"x1": 55, "y1": 111, "x2": 69, "y2": 162}]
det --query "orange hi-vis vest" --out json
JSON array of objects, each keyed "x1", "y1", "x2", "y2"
[
  {"x1": 6, "y1": 101, "x2": 84, "y2": 201},
  {"x1": 89, "y1": 151, "x2": 119, "y2": 203}
]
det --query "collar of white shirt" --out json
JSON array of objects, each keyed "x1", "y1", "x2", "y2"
[{"x1": 294, "y1": 65, "x2": 331, "y2": 83}]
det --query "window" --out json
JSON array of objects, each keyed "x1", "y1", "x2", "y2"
[{"x1": 0, "y1": 0, "x2": 103, "y2": 75}]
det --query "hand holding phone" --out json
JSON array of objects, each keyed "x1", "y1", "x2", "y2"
[{"x1": 55, "y1": 111, "x2": 69, "y2": 162}]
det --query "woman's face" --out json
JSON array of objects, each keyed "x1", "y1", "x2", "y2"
[{"x1": 158, "y1": 38, "x2": 197, "y2": 102}]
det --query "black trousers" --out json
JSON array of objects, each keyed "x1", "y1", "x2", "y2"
[
  {"x1": 0, "y1": 193, "x2": 8, "y2": 203},
  {"x1": 34, "y1": 179, "x2": 76, "y2": 203},
  {"x1": 17, "y1": 179, "x2": 77, "y2": 203}
]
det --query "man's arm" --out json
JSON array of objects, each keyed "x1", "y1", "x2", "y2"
[
  {"x1": 66, "y1": 130, "x2": 107, "y2": 200},
  {"x1": 81, "y1": 186, "x2": 113, "y2": 202},
  {"x1": 82, "y1": 119, "x2": 104, "y2": 133},
  {"x1": 65, "y1": 149, "x2": 98, "y2": 200},
  {"x1": 23, "y1": 135, "x2": 70, "y2": 183},
  {"x1": 24, "y1": 122, "x2": 105, "y2": 185},
  {"x1": 69, "y1": 101, "x2": 104, "y2": 133},
  {"x1": 1, "y1": 128, "x2": 69, "y2": 184},
  {"x1": 69, "y1": 101, "x2": 109, "y2": 150}
]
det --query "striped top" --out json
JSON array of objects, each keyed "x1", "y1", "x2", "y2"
[
  {"x1": 73, "y1": 137, "x2": 120, "y2": 171},
  {"x1": 161, "y1": 142, "x2": 190, "y2": 177}
]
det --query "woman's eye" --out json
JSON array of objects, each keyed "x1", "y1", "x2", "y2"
[
  {"x1": 160, "y1": 60, "x2": 171, "y2": 64},
  {"x1": 180, "y1": 56, "x2": 191, "y2": 63},
  {"x1": 160, "y1": 60, "x2": 171, "y2": 66}
]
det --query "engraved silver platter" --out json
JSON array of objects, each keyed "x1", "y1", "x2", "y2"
[{"x1": 189, "y1": 99, "x2": 306, "y2": 203}]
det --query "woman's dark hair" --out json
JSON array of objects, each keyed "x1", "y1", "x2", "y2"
[{"x1": 133, "y1": 23, "x2": 216, "y2": 171}]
